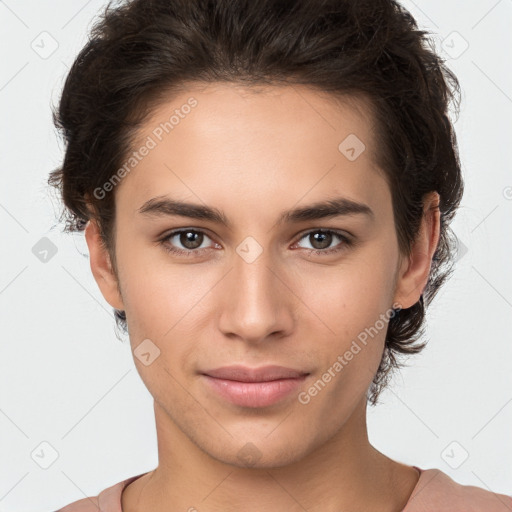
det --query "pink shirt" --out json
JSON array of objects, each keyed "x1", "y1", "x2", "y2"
[{"x1": 55, "y1": 466, "x2": 512, "y2": 511}]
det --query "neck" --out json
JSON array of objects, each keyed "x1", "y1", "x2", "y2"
[{"x1": 122, "y1": 397, "x2": 419, "y2": 512}]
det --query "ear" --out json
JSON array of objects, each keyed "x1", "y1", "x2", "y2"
[
  {"x1": 393, "y1": 191, "x2": 441, "y2": 309},
  {"x1": 84, "y1": 218, "x2": 125, "y2": 311}
]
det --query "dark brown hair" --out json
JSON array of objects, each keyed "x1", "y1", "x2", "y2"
[{"x1": 48, "y1": 0, "x2": 463, "y2": 405}]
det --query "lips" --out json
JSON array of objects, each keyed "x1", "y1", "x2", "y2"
[
  {"x1": 200, "y1": 365, "x2": 310, "y2": 407},
  {"x1": 202, "y1": 365, "x2": 309, "y2": 382}
]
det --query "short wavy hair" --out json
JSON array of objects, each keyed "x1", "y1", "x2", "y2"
[{"x1": 48, "y1": 0, "x2": 464, "y2": 405}]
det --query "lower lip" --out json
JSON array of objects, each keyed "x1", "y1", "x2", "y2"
[{"x1": 202, "y1": 375, "x2": 308, "y2": 408}]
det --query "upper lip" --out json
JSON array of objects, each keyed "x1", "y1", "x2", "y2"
[{"x1": 202, "y1": 365, "x2": 309, "y2": 382}]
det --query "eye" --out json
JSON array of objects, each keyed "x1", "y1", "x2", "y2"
[
  {"x1": 159, "y1": 227, "x2": 353, "y2": 258},
  {"x1": 159, "y1": 229, "x2": 218, "y2": 257},
  {"x1": 293, "y1": 229, "x2": 353, "y2": 255}
]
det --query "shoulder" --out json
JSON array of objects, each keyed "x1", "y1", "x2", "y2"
[
  {"x1": 404, "y1": 467, "x2": 512, "y2": 512},
  {"x1": 55, "y1": 495, "x2": 99, "y2": 512},
  {"x1": 54, "y1": 472, "x2": 148, "y2": 512}
]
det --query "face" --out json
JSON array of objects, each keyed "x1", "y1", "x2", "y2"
[{"x1": 88, "y1": 83, "x2": 413, "y2": 468}]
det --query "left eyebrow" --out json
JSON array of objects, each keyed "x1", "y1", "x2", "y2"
[
  {"x1": 137, "y1": 195, "x2": 374, "y2": 228},
  {"x1": 276, "y1": 197, "x2": 374, "y2": 225}
]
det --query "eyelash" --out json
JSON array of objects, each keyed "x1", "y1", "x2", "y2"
[{"x1": 159, "y1": 228, "x2": 353, "y2": 258}]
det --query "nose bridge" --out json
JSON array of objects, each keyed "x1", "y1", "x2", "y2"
[
  {"x1": 235, "y1": 244, "x2": 276, "y2": 303},
  {"x1": 218, "y1": 238, "x2": 293, "y2": 342}
]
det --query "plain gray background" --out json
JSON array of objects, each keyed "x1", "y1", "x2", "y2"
[{"x1": 1, "y1": 0, "x2": 511, "y2": 510}]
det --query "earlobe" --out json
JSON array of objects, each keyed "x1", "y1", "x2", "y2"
[
  {"x1": 84, "y1": 219, "x2": 125, "y2": 310},
  {"x1": 393, "y1": 191, "x2": 441, "y2": 310}
]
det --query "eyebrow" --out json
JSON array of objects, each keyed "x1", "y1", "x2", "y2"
[{"x1": 138, "y1": 195, "x2": 374, "y2": 228}]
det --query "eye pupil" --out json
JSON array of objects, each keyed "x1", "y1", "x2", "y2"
[{"x1": 311, "y1": 231, "x2": 332, "y2": 249}]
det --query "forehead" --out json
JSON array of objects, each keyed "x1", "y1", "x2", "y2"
[
  {"x1": 115, "y1": 82, "x2": 389, "y2": 223},
  {"x1": 134, "y1": 81, "x2": 377, "y2": 156}
]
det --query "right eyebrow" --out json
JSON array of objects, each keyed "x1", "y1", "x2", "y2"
[{"x1": 138, "y1": 196, "x2": 230, "y2": 224}]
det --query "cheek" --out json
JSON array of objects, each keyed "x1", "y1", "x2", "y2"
[
  {"x1": 118, "y1": 244, "x2": 209, "y2": 336},
  {"x1": 117, "y1": 250, "x2": 222, "y2": 383},
  {"x1": 303, "y1": 250, "x2": 397, "y2": 340},
  {"x1": 298, "y1": 240, "x2": 398, "y2": 385},
  {"x1": 298, "y1": 285, "x2": 391, "y2": 418},
  {"x1": 117, "y1": 256, "x2": 201, "y2": 395}
]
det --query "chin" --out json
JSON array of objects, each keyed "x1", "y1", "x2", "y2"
[{"x1": 196, "y1": 429, "x2": 316, "y2": 470}]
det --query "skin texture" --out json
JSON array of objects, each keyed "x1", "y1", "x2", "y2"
[{"x1": 85, "y1": 83, "x2": 440, "y2": 511}]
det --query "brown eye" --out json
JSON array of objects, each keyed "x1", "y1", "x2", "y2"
[
  {"x1": 294, "y1": 229, "x2": 352, "y2": 255},
  {"x1": 309, "y1": 231, "x2": 333, "y2": 250},
  {"x1": 179, "y1": 230, "x2": 204, "y2": 249},
  {"x1": 160, "y1": 229, "x2": 216, "y2": 257}
]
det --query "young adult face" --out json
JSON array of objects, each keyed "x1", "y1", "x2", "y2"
[{"x1": 86, "y1": 82, "x2": 439, "y2": 469}]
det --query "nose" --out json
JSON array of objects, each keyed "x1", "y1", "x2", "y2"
[{"x1": 217, "y1": 245, "x2": 295, "y2": 344}]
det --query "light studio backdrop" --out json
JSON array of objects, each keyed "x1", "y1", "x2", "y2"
[{"x1": 1, "y1": 0, "x2": 511, "y2": 510}]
